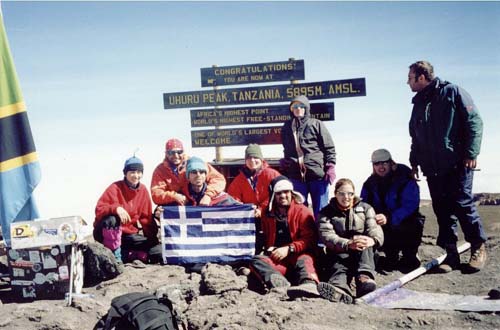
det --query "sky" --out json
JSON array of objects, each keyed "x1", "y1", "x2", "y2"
[{"x1": 2, "y1": 1, "x2": 499, "y2": 224}]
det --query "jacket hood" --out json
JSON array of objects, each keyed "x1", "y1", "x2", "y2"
[
  {"x1": 412, "y1": 77, "x2": 450, "y2": 104},
  {"x1": 290, "y1": 95, "x2": 311, "y2": 118}
]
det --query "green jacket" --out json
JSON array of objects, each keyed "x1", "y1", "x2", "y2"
[{"x1": 409, "y1": 78, "x2": 483, "y2": 176}]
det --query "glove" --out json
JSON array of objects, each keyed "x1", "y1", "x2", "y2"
[{"x1": 324, "y1": 163, "x2": 336, "y2": 185}]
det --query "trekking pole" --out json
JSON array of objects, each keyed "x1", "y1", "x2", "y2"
[
  {"x1": 66, "y1": 243, "x2": 76, "y2": 306},
  {"x1": 358, "y1": 242, "x2": 471, "y2": 304}
]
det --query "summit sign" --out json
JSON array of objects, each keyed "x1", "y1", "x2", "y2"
[{"x1": 164, "y1": 78, "x2": 366, "y2": 109}]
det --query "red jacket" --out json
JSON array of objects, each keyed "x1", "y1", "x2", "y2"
[
  {"x1": 261, "y1": 200, "x2": 317, "y2": 254},
  {"x1": 151, "y1": 154, "x2": 226, "y2": 205},
  {"x1": 227, "y1": 161, "x2": 280, "y2": 215},
  {"x1": 94, "y1": 180, "x2": 157, "y2": 240}
]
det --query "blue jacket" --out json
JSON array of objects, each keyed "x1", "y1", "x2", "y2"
[
  {"x1": 360, "y1": 164, "x2": 419, "y2": 227},
  {"x1": 409, "y1": 78, "x2": 483, "y2": 176}
]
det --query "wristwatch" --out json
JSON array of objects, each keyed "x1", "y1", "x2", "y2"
[{"x1": 288, "y1": 244, "x2": 295, "y2": 254}]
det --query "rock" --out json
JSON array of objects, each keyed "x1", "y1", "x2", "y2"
[{"x1": 201, "y1": 263, "x2": 247, "y2": 295}]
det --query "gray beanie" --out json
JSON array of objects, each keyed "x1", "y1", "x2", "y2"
[{"x1": 245, "y1": 144, "x2": 263, "y2": 159}]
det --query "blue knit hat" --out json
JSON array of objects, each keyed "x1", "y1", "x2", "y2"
[
  {"x1": 186, "y1": 156, "x2": 207, "y2": 178},
  {"x1": 123, "y1": 156, "x2": 144, "y2": 174}
]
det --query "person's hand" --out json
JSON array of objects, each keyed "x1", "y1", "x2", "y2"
[
  {"x1": 348, "y1": 235, "x2": 375, "y2": 251},
  {"x1": 375, "y1": 214, "x2": 387, "y2": 226},
  {"x1": 254, "y1": 207, "x2": 262, "y2": 218},
  {"x1": 199, "y1": 195, "x2": 211, "y2": 206},
  {"x1": 116, "y1": 206, "x2": 131, "y2": 224},
  {"x1": 270, "y1": 246, "x2": 289, "y2": 262},
  {"x1": 411, "y1": 166, "x2": 420, "y2": 181},
  {"x1": 173, "y1": 193, "x2": 187, "y2": 206},
  {"x1": 464, "y1": 158, "x2": 477, "y2": 169},
  {"x1": 324, "y1": 163, "x2": 336, "y2": 185},
  {"x1": 154, "y1": 206, "x2": 163, "y2": 220}
]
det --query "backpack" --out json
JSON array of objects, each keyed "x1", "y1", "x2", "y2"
[
  {"x1": 94, "y1": 292, "x2": 179, "y2": 330},
  {"x1": 83, "y1": 241, "x2": 124, "y2": 286}
]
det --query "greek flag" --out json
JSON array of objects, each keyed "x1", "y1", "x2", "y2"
[
  {"x1": 161, "y1": 204, "x2": 255, "y2": 265},
  {"x1": 0, "y1": 11, "x2": 41, "y2": 246}
]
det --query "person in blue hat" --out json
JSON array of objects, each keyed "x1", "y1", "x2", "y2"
[{"x1": 94, "y1": 155, "x2": 162, "y2": 264}]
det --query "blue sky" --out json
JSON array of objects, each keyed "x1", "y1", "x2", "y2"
[{"x1": 2, "y1": 1, "x2": 499, "y2": 223}]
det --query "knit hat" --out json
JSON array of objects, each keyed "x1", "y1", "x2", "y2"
[
  {"x1": 268, "y1": 175, "x2": 304, "y2": 211},
  {"x1": 371, "y1": 149, "x2": 392, "y2": 163},
  {"x1": 165, "y1": 138, "x2": 184, "y2": 151},
  {"x1": 123, "y1": 156, "x2": 144, "y2": 174},
  {"x1": 245, "y1": 143, "x2": 263, "y2": 159},
  {"x1": 289, "y1": 95, "x2": 311, "y2": 115},
  {"x1": 186, "y1": 156, "x2": 207, "y2": 178}
]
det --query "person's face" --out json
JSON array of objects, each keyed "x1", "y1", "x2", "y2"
[
  {"x1": 275, "y1": 190, "x2": 292, "y2": 208},
  {"x1": 335, "y1": 184, "x2": 355, "y2": 209},
  {"x1": 166, "y1": 149, "x2": 184, "y2": 166},
  {"x1": 290, "y1": 101, "x2": 306, "y2": 118},
  {"x1": 245, "y1": 157, "x2": 262, "y2": 171},
  {"x1": 373, "y1": 161, "x2": 391, "y2": 177},
  {"x1": 125, "y1": 170, "x2": 143, "y2": 186},
  {"x1": 407, "y1": 69, "x2": 427, "y2": 92},
  {"x1": 188, "y1": 169, "x2": 207, "y2": 187}
]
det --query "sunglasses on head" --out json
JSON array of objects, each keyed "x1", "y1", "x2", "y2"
[
  {"x1": 167, "y1": 150, "x2": 184, "y2": 156},
  {"x1": 291, "y1": 103, "x2": 306, "y2": 110}
]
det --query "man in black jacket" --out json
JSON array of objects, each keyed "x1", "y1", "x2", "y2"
[{"x1": 408, "y1": 60, "x2": 487, "y2": 273}]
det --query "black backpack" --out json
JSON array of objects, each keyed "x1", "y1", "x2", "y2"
[{"x1": 95, "y1": 292, "x2": 179, "y2": 330}]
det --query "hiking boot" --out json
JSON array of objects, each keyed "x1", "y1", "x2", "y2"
[
  {"x1": 112, "y1": 247, "x2": 123, "y2": 264},
  {"x1": 269, "y1": 273, "x2": 291, "y2": 289},
  {"x1": 317, "y1": 282, "x2": 354, "y2": 304},
  {"x1": 468, "y1": 243, "x2": 487, "y2": 272},
  {"x1": 399, "y1": 253, "x2": 421, "y2": 273},
  {"x1": 436, "y1": 245, "x2": 460, "y2": 273},
  {"x1": 355, "y1": 274, "x2": 377, "y2": 298},
  {"x1": 287, "y1": 281, "x2": 320, "y2": 299},
  {"x1": 488, "y1": 286, "x2": 500, "y2": 300}
]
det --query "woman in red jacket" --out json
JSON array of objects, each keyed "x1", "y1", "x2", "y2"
[{"x1": 94, "y1": 156, "x2": 161, "y2": 264}]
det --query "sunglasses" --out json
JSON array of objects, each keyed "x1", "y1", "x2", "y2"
[
  {"x1": 291, "y1": 104, "x2": 306, "y2": 110},
  {"x1": 189, "y1": 170, "x2": 207, "y2": 175},
  {"x1": 336, "y1": 191, "x2": 354, "y2": 197},
  {"x1": 373, "y1": 161, "x2": 390, "y2": 166},
  {"x1": 167, "y1": 150, "x2": 184, "y2": 156}
]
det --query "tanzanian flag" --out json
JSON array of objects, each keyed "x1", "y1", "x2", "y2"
[{"x1": 0, "y1": 11, "x2": 41, "y2": 246}]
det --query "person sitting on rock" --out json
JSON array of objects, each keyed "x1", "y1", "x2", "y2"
[
  {"x1": 94, "y1": 155, "x2": 162, "y2": 264},
  {"x1": 317, "y1": 178, "x2": 384, "y2": 303},
  {"x1": 250, "y1": 176, "x2": 320, "y2": 299},
  {"x1": 360, "y1": 148, "x2": 425, "y2": 273},
  {"x1": 151, "y1": 138, "x2": 226, "y2": 206}
]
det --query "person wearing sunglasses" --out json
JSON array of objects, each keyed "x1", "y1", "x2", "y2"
[
  {"x1": 180, "y1": 156, "x2": 239, "y2": 206},
  {"x1": 317, "y1": 178, "x2": 383, "y2": 303},
  {"x1": 360, "y1": 148, "x2": 424, "y2": 273},
  {"x1": 280, "y1": 95, "x2": 336, "y2": 220},
  {"x1": 151, "y1": 138, "x2": 226, "y2": 206}
]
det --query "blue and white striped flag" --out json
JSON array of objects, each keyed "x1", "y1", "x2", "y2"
[{"x1": 160, "y1": 204, "x2": 256, "y2": 265}]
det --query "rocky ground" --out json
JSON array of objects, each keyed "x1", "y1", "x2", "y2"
[{"x1": 0, "y1": 204, "x2": 499, "y2": 330}]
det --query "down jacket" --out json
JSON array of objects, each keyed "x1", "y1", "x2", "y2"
[{"x1": 318, "y1": 197, "x2": 384, "y2": 253}]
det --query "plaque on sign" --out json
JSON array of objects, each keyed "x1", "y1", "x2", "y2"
[
  {"x1": 201, "y1": 59, "x2": 305, "y2": 87},
  {"x1": 190, "y1": 103, "x2": 334, "y2": 127},
  {"x1": 164, "y1": 78, "x2": 366, "y2": 109},
  {"x1": 191, "y1": 126, "x2": 282, "y2": 148}
]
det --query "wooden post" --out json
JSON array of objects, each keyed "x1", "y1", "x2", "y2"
[{"x1": 213, "y1": 64, "x2": 223, "y2": 163}]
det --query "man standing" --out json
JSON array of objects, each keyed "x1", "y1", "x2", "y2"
[
  {"x1": 407, "y1": 61, "x2": 487, "y2": 273},
  {"x1": 281, "y1": 95, "x2": 336, "y2": 219},
  {"x1": 151, "y1": 138, "x2": 226, "y2": 206},
  {"x1": 250, "y1": 176, "x2": 320, "y2": 299},
  {"x1": 360, "y1": 149, "x2": 424, "y2": 272}
]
